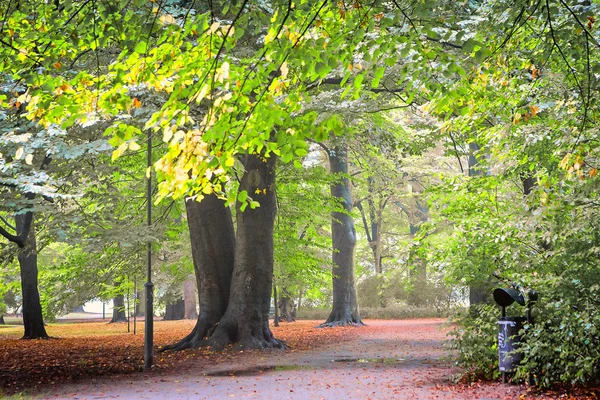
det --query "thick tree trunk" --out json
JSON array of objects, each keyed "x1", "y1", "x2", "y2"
[
  {"x1": 204, "y1": 153, "x2": 284, "y2": 350},
  {"x1": 15, "y1": 215, "x2": 49, "y2": 339},
  {"x1": 110, "y1": 295, "x2": 127, "y2": 323},
  {"x1": 164, "y1": 298, "x2": 185, "y2": 320},
  {"x1": 161, "y1": 193, "x2": 236, "y2": 351},
  {"x1": 183, "y1": 277, "x2": 198, "y2": 319},
  {"x1": 321, "y1": 145, "x2": 363, "y2": 327},
  {"x1": 0, "y1": 315, "x2": 4, "y2": 324},
  {"x1": 278, "y1": 295, "x2": 295, "y2": 323},
  {"x1": 164, "y1": 153, "x2": 283, "y2": 351}
]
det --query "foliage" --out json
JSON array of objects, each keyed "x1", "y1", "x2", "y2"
[{"x1": 449, "y1": 304, "x2": 500, "y2": 382}]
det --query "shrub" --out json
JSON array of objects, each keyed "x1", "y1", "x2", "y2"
[
  {"x1": 451, "y1": 277, "x2": 600, "y2": 388},
  {"x1": 449, "y1": 304, "x2": 500, "y2": 381}
]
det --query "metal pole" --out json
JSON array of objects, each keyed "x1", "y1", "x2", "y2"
[{"x1": 144, "y1": 132, "x2": 154, "y2": 370}]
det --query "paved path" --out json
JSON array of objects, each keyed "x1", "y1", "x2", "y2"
[{"x1": 41, "y1": 319, "x2": 527, "y2": 400}]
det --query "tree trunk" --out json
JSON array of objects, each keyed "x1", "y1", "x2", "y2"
[
  {"x1": 163, "y1": 153, "x2": 283, "y2": 351},
  {"x1": 278, "y1": 295, "x2": 295, "y2": 322},
  {"x1": 468, "y1": 142, "x2": 491, "y2": 306},
  {"x1": 0, "y1": 315, "x2": 4, "y2": 324},
  {"x1": 164, "y1": 298, "x2": 185, "y2": 320},
  {"x1": 110, "y1": 295, "x2": 127, "y2": 323},
  {"x1": 161, "y1": 192, "x2": 235, "y2": 351},
  {"x1": 321, "y1": 145, "x2": 363, "y2": 327},
  {"x1": 183, "y1": 277, "x2": 198, "y2": 319},
  {"x1": 407, "y1": 195, "x2": 429, "y2": 305},
  {"x1": 135, "y1": 290, "x2": 144, "y2": 316},
  {"x1": 273, "y1": 283, "x2": 279, "y2": 327},
  {"x1": 205, "y1": 153, "x2": 284, "y2": 350},
  {"x1": 15, "y1": 215, "x2": 49, "y2": 339},
  {"x1": 71, "y1": 305, "x2": 85, "y2": 313}
]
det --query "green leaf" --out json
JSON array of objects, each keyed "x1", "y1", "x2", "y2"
[{"x1": 134, "y1": 41, "x2": 148, "y2": 54}]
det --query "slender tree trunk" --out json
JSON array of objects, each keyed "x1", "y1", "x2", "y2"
[
  {"x1": 273, "y1": 283, "x2": 279, "y2": 327},
  {"x1": 0, "y1": 315, "x2": 4, "y2": 324},
  {"x1": 408, "y1": 194, "x2": 429, "y2": 305},
  {"x1": 162, "y1": 193, "x2": 235, "y2": 350},
  {"x1": 15, "y1": 215, "x2": 48, "y2": 339},
  {"x1": 110, "y1": 295, "x2": 127, "y2": 323},
  {"x1": 468, "y1": 142, "x2": 491, "y2": 306},
  {"x1": 164, "y1": 298, "x2": 185, "y2": 320},
  {"x1": 321, "y1": 145, "x2": 363, "y2": 327},
  {"x1": 183, "y1": 277, "x2": 198, "y2": 319},
  {"x1": 206, "y1": 153, "x2": 284, "y2": 350}
]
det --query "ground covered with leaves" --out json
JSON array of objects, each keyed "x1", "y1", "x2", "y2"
[
  {"x1": 2, "y1": 319, "x2": 600, "y2": 399},
  {"x1": 0, "y1": 319, "x2": 356, "y2": 395}
]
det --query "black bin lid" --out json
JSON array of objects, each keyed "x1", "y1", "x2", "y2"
[{"x1": 493, "y1": 287, "x2": 525, "y2": 307}]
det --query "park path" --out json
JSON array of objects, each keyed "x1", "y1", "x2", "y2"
[{"x1": 41, "y1": 319, "x2": 528, "y2": 400}]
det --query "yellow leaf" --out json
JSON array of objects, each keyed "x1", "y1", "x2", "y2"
[
  {"x1": 15, "y1": 147, "x2": 24, "y2": 160},
  {"x1": 280, "y1": 62, "x2": 289, "y2": 78},
  {"x1": 559, "y1": 153, "x2": 570, "y2": 169},
  {"x1": 163, "y1": 127, "x2": 173, "y2": 143},
  {"x1": 209, "y1": 22, "x2": 220, "y2": 34},
  {"x1": 225, "y1": 157, "x2": 235, "y2": 167},
  {"x1": 129, "y1": 141, "x2": 141, "y2": 151},
  {"x1": 25, "y1": 154, "x2": 33, "y2": 165},
  {"x1": 112, "y1": 142, "x2": 129, "y2": 161},
  {"x1": 132, "y1": 98, "x2": 142, "y2": 108}
]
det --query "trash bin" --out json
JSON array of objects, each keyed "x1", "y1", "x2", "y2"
[
  {"x1": 493, "y1": 285, "x2": 536, "y2": 383},
  {"x1": 497, "y1": 317, "x2": 525, "y2": 373}
]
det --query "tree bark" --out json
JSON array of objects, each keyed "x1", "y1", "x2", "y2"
[
  {"x1": 321, "y1": 145, "x2": 363, "y2": 327},
  {"x1": 278, "y1": 295, "x2": 295, "y2": 322},
  {"x1": 0, "y1": 315, "x2": 4, "y2": 325},
  {"x1": 15, "y1": 215, "x2": 49, "y2": 339},
  {"x1": 163, "y1": 153, "x2": 284, "y2": 351},
  {"x1": 110, "y1": 295, "x2": 127, "y2": 323},
  {"x1": 183, "y1": 277, "x2": 198, "y2": 319},
  {"x1": 164, "y1": 298, "x2": 185, "y2": 320},
  {"x1": 161, "y1": 192, "x2": 235, "y2": 350},
  {"x1": 135, "y1": 290, "x2": 144, "y2": 316},
  {"x1": 205, "y1": 153, "x2": 284, "y2": 350}
]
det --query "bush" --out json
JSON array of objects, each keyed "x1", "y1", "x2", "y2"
[
  {"x1": 451, "y1": 277, "x2": 600, "y2": 388},
  {"x1": 449, "y1": 304, "x2": 500, "y2": 381},
  {"x1": 515, "y1": 278, "x2": 600, "y2": 388}
]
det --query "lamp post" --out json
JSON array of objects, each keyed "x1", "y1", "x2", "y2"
[{"x1": 144, "y1": 131, "x2": 154, "y2": 370}]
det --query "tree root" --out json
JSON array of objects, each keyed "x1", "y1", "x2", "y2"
[
  {"x1": 160, "y1": 315, "x2": 217, "y2": 352},
  {"x1": 317, "y1": 310, "x2": 365, "y2": 328},
  {"x1": 161, "y1": 314, "x2": 287, "y2": 352}
]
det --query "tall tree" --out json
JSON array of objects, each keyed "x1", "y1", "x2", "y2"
[
  {"x1": 15, "y1": 216, "x2": 48, "y2": 339},
  {"x1": 110, "y1": 295, "x2": 127, "y2": 323},
  {"x1": 320, "y1": 143, "x2": 363, "y2": 327},
  {"x1": 165, "y1": 152, "x2": 282, "y2": 350}
]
